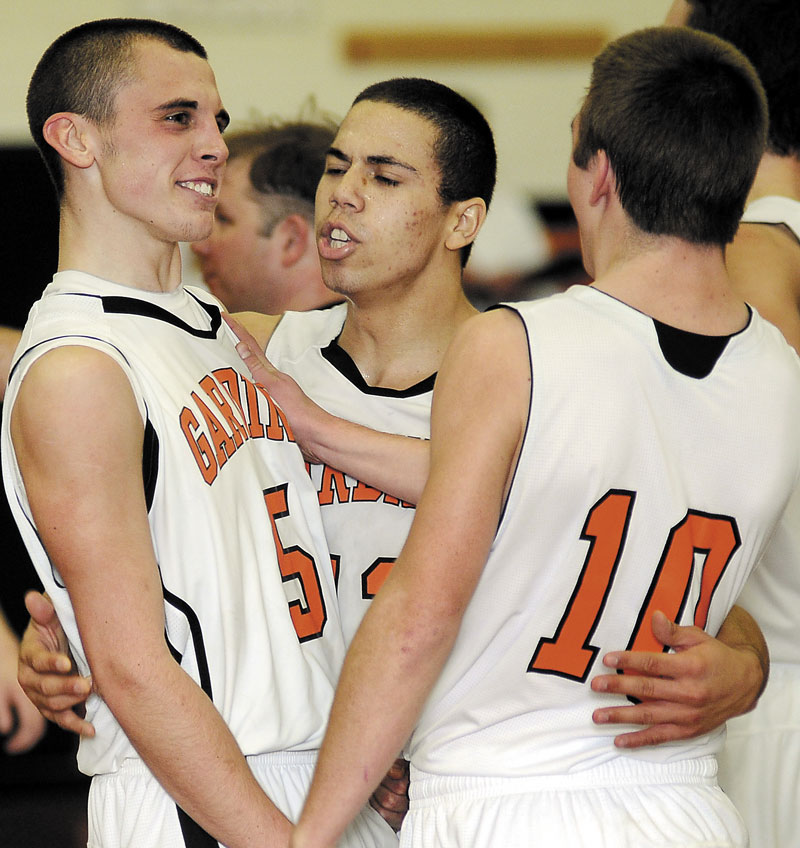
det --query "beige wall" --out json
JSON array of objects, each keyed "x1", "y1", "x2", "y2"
[{"x1": 0, "y1": 0, "x2": 670, "y2": 198}]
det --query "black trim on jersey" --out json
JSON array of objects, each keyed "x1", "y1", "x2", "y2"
[
  {"x1": 7, "y1": 333, "x2": 131, "y2": 387},
  {"x1": 486, "y1": 305, "x2": 534, "y2": 532},
  {"x1": 177, "y1": 806, "x2": 218, "y2": 847},
  {"x1": 652, "y1": 309, "x2": 751, "y2": 378},
  {"x1": 142, "y1": 418, "x2": 159, "y2": 512},
  {"x1": 99, "y1": 290, "x2": 221, "y2": 338},
  {"x1": 10, "y1": 488, "x2": 67, "y2": 590},
  {"x1": 162, "y1": 587, "x2": 214, "y2": 699},
  {"x1": 321, "y1": 337, "x2": 436, "y2": 397}
]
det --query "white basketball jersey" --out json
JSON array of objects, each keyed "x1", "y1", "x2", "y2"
[
  {"x1": 736, "y1": 195, "x2": 800, "y2": 664},
  {"x1": 267, "y1": 305, "x2": 433, "y2": 643},
  {"x1": 2, "y1": 271, "x2": 346, "y2": 777},
  {"x1": 408, "y1": 284, "x2": 800, "y2": 778}
]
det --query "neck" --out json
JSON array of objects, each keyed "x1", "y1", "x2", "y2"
[
  {"x1": 338, "y1": 272, "x2": 477, "y2": 390},
  {"x1": 748, "y1": 152, "x2": 800, "y2": 203},
  {"x1": 57, "y1": 191, "x2": 184, "y2": 293},
  {"x1": 591, "y1": 235, "x2": 748, "y2": 335}
]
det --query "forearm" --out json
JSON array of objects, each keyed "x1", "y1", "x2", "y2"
[
  {"x1": 306, "y1": 415, "x2": 430, "y2": 505},
  {"x1": 98, "y1": 651, "x2": 291, "y2": 848},
  {"x1": 715, "y1": 604, "x2": 768, "y2": 709},
  {"x1": 293, "y1": 584, "x2": 455, "y2": 848},
  {"x1": 227, "y1": 312, "x2": 430, "y2": 502}
]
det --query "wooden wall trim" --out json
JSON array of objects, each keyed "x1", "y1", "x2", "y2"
[{"x1": 344, "y1": 28, "x2": 606, "y2": 63}]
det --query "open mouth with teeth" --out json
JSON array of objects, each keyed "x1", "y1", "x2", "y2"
[
  {"x1": 178, "y1": 180, "x2": 215, "y2": 197},
  {"x1": 330, "y1": 227, "x2": 351, "y2": 246}
]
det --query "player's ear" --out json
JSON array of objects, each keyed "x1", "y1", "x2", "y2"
[
  {"x1": 445, "y1": 198, "x2": 487, "y2": 252},
  {"x1": 274, "y1": 214, "x2": 311, "y2": 268},
  {"x1": 589, "y1": 149, "x2": 614, "y2": 206},
  {"x1": 42, "y1": 113, "x2": 96, "y2": 170}
]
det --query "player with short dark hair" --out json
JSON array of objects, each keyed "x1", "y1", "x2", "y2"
[
  {"x1": 285, "y1": 27, "x2": 800, "y2": 848},
  {"x1": 4, "y1": 18, "x2": 393, "y2": 848}
]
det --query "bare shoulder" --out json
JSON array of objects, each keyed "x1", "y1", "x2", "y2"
[
  {"x1": 16, "y1": 344, "x2": 133, "y2": 402},
  {"x1": 231, "y1": 310, "x2": 282, "y2": 349},
  {"x1": 728, "y1": 223, "x2": 800, "y2": 350},
  {"x1": 12, "y1": 345, "x2": 142, "y2": 462},
  {"x1": 436, "y1": 307, "x2": 530, "y2": 443},
  {"x1": 447, "y1": 306, "x2": 529, "y2": 367}
]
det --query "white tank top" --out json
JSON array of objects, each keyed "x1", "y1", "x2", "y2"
[
  {"x1": 408, "y1": 285, "x2": 800, "y2": 777},
  {"x1": 2, "y1": 271, "x2": 345, "y2": 776},
  {"x1": 267, "y1": 305, "x2": 433, "y2": 643}
]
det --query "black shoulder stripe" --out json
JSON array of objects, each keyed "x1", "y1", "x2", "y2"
[{"x1": 101, "y1": 292, "x2": 221, "y2": 338}]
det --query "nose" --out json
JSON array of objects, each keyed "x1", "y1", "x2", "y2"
[
  {"x1": 199, "y1": 121, "x2": 229, "y2": 164},
  {"x1": 328, "y1": 167, "x2": 365, "y2": 212}
]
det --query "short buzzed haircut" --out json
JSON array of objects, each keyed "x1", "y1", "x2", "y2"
[
  {"x1": 573, "y1": 26, "x2": 767, "y2": 246},
  {"x1": 27, "y1": 18, "x2": 207, "y2": 198},
  {"x1": 225, "y1": 120, "x2": 337, "y2": 235},
  {"x1": 353, "y1": 78, "x2": 496, "y2": 267}
]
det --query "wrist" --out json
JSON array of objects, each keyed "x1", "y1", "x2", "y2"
[{"x1": 737, "y1": 642, "x2": 769, "y2": 709}]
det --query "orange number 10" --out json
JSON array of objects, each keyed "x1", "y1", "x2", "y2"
[{"x1": 529, "y1": 489, "x2": 739, "y2": 682}]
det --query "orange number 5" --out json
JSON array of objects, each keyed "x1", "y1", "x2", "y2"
[{"x1": 264, "y1": 484, "x2": 327, "y2": 642}]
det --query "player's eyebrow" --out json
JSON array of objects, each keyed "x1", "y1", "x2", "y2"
[
  {"x1": 326, "y1": 147, "x2": 418, "y2": 174},
  {"x1": 153, "y1": 99, "x2": 230, "y2": 130},
  {"x1": 366, "y1": 155, "x2": 418, "y2": 174},
  {"x1": 155, "y1": 98, "x2": 199, "y2": 113}
]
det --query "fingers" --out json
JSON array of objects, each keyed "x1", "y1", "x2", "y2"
[
  {"x1": 19, "y1": 645, "x2": 73, "y2": 675},
  {"x1": 3, "y1": 694, "x2": 46, "y2": 754},
  {"x1": 24, "y1": 589, "x2": 56, "y2": 626},
  {"x1": 608, "y1": 721, "x2": 691, "y2": 749},
  {"x1": 19, "y1": 595, "x2": 77, "y2": 677},
  {"x1": 596, "y1": 643, "x2": 706, "y2": 686},
  {"x1": 18, "y1": 657, "x2": 91, "y2": 704},
  {"x1": 593, "y1": 702, "x2": 702, "y2": 748},
  {"x1": 40, "y1": 705, "x2": 96, "y2": 738},
  {"x1": 649, "y1": 610, "x2": 707, "y2": 651},
  {"x1": 369, "y1": 798, "x2": 407, "y2": 832},
  {"x1": 369, "y1": 757, "x2": 409, "y2": 832},
  {"x1": 383, "y1": 757, "x2": 410, "y2": 786},
  {"x1": 369, "y1": 784, "x2": 409, "y2": 832},
  {"x1": 19, "y1": 664, "x2": 95, "y2": 738},
  {"x1": 223, "y1": 314, "x2": 267, "y2": 365},
  {"x1": 223, "y1": 312, "x2": 259, "y2": 347},
  {"x1": 18, "y1": 624, "x2": 74, "y2": 675},
  {"x1": 601, "y1": 613, "x2": 708, "y2": 678}
]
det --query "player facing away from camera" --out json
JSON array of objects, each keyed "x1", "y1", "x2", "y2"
[{"x1": 286, "y1": 27, "x2": 800, "y2": 848}]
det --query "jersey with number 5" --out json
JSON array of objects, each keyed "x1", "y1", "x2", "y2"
[
  {"x1": 407, "y1": 284, "x2": 800, "y2": 778},
  {"x1": 2, "y1": 271, "x2": 345, "y2": 778}
]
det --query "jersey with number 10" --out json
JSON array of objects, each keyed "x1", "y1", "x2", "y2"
[{"x1": 407, "y1": 284, "x2": 800, "y2": 778}]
